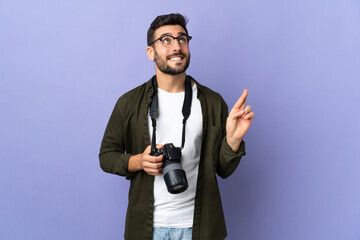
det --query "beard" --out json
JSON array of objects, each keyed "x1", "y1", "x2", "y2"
[{"x1": 154, "y1": 51, "x2": 191, "y2": 75}]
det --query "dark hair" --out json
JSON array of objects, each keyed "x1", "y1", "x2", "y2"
[{"x1": 147, "y1": 13, "x2": 189, "y2": 46}]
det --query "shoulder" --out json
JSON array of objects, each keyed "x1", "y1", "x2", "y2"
[
  {"x1": 120, "y1": 82, "x2": 149, "y2": 101},
  {"x1": 114, "y1": 77, "x2": 154, "y2": 111},
  {"x1": 117, "y1": 77, "x2": 153, "y2": 102},
  {"x1": 190, "y1": 75, "x2": 226, "y2": 104}
]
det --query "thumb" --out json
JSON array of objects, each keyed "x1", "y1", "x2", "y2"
[{"x1": 156, "y1": 144, "x2": 164, "y2": 149}]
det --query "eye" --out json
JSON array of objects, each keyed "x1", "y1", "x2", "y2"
[
  {"x1": 161, "y1": 36, "x2": 172, "y2": 46},
  {"x1": 178, "y1": 36, "x2": 187, "y2": 44}
]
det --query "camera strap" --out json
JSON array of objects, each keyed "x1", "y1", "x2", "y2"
[{"x1": 150, "y1": 75, "x2": 192, "y2": 150}]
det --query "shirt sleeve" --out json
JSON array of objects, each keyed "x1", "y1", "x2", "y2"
[
  {"x1": 99, "y1": 98, "x2": 136, "y2": 180},
  {"x1": 216, "y1": 97, "x2": 246, "y2": 179}
]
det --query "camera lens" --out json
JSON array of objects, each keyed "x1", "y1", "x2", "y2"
[{"x1": 163, "y1": 160, "x2": 188, "y2": 194}]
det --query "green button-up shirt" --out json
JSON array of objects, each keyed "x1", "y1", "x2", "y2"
[{"x1": 99, "y1": 76, "x2": 246, "y2": 240}]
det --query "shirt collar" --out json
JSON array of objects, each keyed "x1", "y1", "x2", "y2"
[{"x1": 145, "y1": 75, "x2": 204, "y2": 98}]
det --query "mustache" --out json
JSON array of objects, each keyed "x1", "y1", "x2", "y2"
[{"x1": 167, "y1": 52, "x2": 186, "y2": 58}]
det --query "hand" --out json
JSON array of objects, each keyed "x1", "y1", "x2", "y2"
[
  {"x1": 226, "y1": 89, "x2": 255, "y2": 152},
  {"x1": 128, "y1": 145, "x2": 164, "y2": 175}
]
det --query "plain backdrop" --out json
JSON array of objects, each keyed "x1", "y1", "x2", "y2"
[{"x1": 1, "y1": 0, "x2": 359, "y2": 239}]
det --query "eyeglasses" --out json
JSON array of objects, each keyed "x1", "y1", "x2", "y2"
[{"x1": 150, "y1": 34, "x2": 192, "y2": 48}]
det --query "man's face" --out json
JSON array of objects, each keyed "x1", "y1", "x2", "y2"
[{"x1": 149, "y1": 25, "x2": 191, "y2": 75}]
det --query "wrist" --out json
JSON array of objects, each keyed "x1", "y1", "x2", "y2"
[
  {"x1": 226, "y1": 136, "x2": 242, "y2": 152},
  {"x1": 128, "y1": 154, "x2": 142, "y2": 172}
]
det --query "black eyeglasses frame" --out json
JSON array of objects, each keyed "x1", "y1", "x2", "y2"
[{"x1": 149, "y1": 34, "x2": 192, "y2": 47}]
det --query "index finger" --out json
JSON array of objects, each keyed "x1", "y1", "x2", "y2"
[
  {"x1": 145, "y1": 154, "x2": 164, "y2": 163},
  {"x1": 233, "y1": 89, "x2": 248, "y2": 109}
]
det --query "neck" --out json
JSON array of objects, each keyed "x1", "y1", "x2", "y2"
[{"x1": 155, "y1": 70, "x2": 187, "y2": 93}]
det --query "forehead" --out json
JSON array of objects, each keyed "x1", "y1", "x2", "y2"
[{"x1": 153, "y1": 25, "x2": 187, "y2": 38}]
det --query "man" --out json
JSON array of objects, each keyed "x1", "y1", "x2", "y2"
[{"x1": 99, "y1": 13, "x2": 254, "y2": 240}]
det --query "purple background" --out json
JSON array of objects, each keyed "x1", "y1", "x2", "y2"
[{"x1": 1, "y1": 0, "x2": 359, "y2": 239}]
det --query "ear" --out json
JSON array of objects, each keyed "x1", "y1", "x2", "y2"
[{"x1": 146, "y1": 46, "x2": 155, "y2": 61}]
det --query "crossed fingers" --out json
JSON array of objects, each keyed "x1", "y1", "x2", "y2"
[
  {"x1": 233, "y1": 89, "x2": 248, "y2": 110},
  {"x1": 230, "y1": 89, "x2": 254, "y2": 120}
]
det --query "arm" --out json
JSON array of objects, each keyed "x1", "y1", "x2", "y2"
[
  {"x1": 99, "y1": 98, "x2": 164, "y2": 178},
  {"x1": 99, "y1": 98, "x2": 135, "y2": 179},
  {"x1": 217, "y1": 90, "x2": 254, "y2": 178}
]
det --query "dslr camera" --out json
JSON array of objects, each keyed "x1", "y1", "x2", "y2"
[{"x1": 151, "y1": 143, "x2": 188, "y2": 194}]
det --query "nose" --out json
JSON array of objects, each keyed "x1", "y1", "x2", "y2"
[{"x1": 171, "y1": 39, "x2": 181, "y2": 52}]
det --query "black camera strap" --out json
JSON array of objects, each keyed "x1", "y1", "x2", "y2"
[{"x1": 150, "y1": 75, "x2": 192, "y2": 151}]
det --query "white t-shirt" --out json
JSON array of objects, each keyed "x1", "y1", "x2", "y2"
[{"x1": 148, "y1": 83, "x2": 203, "y2": 228}]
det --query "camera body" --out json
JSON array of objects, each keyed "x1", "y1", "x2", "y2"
[{"x1": 151, "y1": 143, "x2": 188, "y2": 194}]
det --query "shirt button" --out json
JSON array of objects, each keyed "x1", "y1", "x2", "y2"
[{"x1": 143, "y1": 123, "x2": 147, "y2": 127}]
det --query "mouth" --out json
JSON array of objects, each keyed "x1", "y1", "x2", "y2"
[{"x1": 168, "y1": 54, "x2": 185, "y2": 62}]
